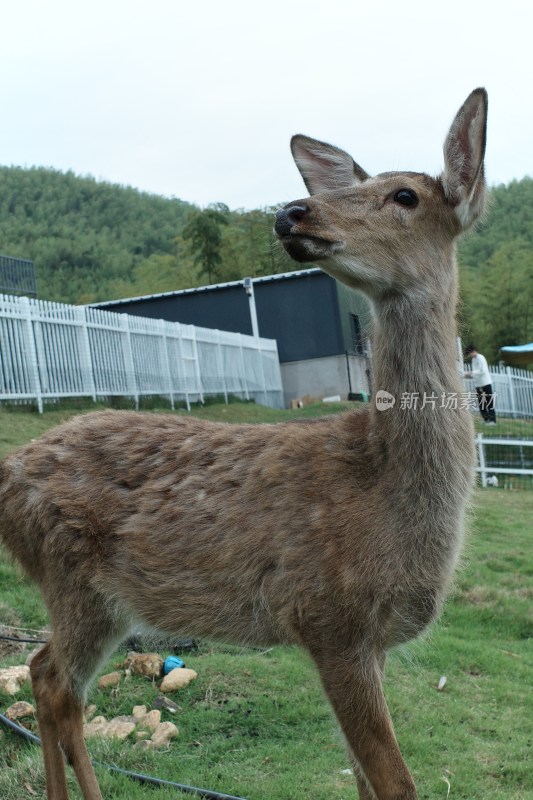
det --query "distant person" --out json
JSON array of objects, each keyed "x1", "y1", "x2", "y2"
[{"x1": 464, "y1": 344, "x2": 496, "y2": 424}]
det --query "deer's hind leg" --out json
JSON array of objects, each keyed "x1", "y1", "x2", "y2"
[{"x1": 30, "y1": 592, "x2": 131, "y2": 800}]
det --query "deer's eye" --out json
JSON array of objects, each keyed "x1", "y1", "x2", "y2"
[{"x1": 393, "y1": 189, "x2": 418, "y2": 207}]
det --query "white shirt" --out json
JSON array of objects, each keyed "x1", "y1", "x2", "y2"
[{"x1": 470, "y1": 353, "x2": 492, "y2": 388}]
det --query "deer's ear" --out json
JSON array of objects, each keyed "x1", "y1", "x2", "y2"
[
  {"x1": 290, "y1": 135, "x2": 369, "y2": 195},
  {"x1": 442, "y1": 88, "x2": 488, "y2": 229}
]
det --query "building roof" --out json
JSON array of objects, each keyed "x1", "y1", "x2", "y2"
[
  {"x1": 500, "y1": 343, "x2": 533, "y2": 366},
  {"x1": 90, "y1": 268, "x2": 323, "y2": 308}
]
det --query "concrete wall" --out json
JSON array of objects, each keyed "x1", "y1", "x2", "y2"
[{"x1": 281, "y1": 354, "x2": 371, "y2": 406}]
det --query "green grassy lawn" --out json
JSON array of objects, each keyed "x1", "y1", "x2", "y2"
[{"x1": 0, "y1": 402, "x2": 532, "y2": 799}]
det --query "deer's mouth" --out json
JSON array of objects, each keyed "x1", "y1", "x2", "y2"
[{"x1": 278, "y1": 233, "x2": 343, "y2": 263}]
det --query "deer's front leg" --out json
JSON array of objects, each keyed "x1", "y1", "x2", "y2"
[{"x1": 310, "y1": 647, "x2": 417, "y2": 800}]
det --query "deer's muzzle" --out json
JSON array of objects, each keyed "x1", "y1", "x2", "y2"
[{"x1": 274, "y1": 205, "x2": 309, "y2": 237}]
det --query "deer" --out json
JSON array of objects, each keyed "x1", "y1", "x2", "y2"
[{"x1": 0, "y1": 87, "x2": 487, "y2": 800}]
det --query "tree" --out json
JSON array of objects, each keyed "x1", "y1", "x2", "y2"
[
  {"x1": 460, "y1": 240, "x2": 533, "y2": 361},
  {"x1": 182, "y1": 203, "x2": 230, "y2": 284}
]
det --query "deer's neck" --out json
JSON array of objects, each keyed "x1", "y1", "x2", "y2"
[
  {"x1": 373, "y1": 290, "x2": 462, "y2": 405},
  {"x1": 369, "y1": 264, "x2": 474, "y2": 494}
]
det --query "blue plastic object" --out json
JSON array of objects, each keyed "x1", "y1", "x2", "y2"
[{"x1": 163, "y1": 656, "x2": 185, "y2": 674}]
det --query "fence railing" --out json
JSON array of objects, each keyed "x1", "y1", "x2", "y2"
[
  {"x1": 463, "y1": 364, "x2": 533, "y2": 419},
  {"x1": 0, "y1": 294, "x2": 283, "y2": 412},
  {"x1": 475, "y1": 434, "x2": 533, "y2": 488}
]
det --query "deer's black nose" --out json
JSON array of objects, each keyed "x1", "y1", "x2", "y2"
[{"x1": 274, "y1": 205, "x2": 309, "y2": 237}]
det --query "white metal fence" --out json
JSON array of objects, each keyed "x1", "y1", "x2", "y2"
[
  {"x1": 463, "y1": 364, "x2": 533, "y2": 419},
  {"x1": 476, "y1": 434, "x2": 533, "y2": 488},
  {"x1": 0, "y1": 294, "x2": 283, "y2": 412}
]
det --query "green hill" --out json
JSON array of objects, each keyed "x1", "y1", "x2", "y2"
[
  {"x1": 1, "y1": 165, "x2": 531, "y2": 363},
  {"x1": 0, "y1": 166, "x2": 199, "y2": 303},
  {"x1": 0, "y1": 166, "x2": 293, "y2": 305}
]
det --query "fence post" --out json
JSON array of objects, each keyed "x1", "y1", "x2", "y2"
[
  {"x1": 256, "y1": 338, "x2": 268, "y2": 406},
  {"x1": 20, "y1": 296, "x2": 43, "y2": 413},
  {"x1": 215, "y1": 330, "x2": 228, "y2": 404},
  {"x1": 120, "y1": 314, "x2": 139, "y2": 409},
  {"x1": 190, "y1": 328, "x2": 204, "y2": 404},
  {"x1": 175, "y1": 324, "x2": 190, "y2": 411},
  {"x1": 159, "y1": 320, "x2": 175, "y2": 410},
  {"x1": 76, "y1": 306, "x2": 97, "y2": 403},
  {"x1": 506, "y1": 366, "x2": 517, "y2": 418},
  {"x1": 456, "y1": 336, "x2": 463, "y2": 365},
  {"x1": 31, "y1": 301, "x2": 48, "y2": 398},
  {"x1": 476, "y1": 433, "x2": 487, "y2": 488},
  {"x1": 238, "y1": 334, "x2": 250, "y2": 401}
]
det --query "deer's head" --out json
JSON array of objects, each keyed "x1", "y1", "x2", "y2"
[{"x1": 275, "y1": 89, "x2": 487, "y2": 300}]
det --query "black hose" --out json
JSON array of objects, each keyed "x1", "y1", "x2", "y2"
[
  {"x1": 0, "y1": 712, "x2": 249, "y2": 800},
  {"x1": 0, "y1": 634, "x2": 48, "y2": 644},
  {"x1": 92, "y1": 765, "x2": 250, "y2": 800},
  {"x1": 0, "y1": 711, "x2": 41, "y2": 744}
]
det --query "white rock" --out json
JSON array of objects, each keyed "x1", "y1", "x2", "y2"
[
  {"x1": 132, "y1": 704, "x2": 148, "y2": 719},
  {"x1": 124, "y1": 652, "x2": 164, "y2": 678},
  {"x1": 134, "y1": 739, "x2": 157, "y2": 751},
  {"x1": 160, "y1": 667, "x2": 197, "y2": 693},
  {"x1": 5, "y1": 701, "x2": 35, "y2": 720},
  {"x1": 97, "y1": 671, "x2": 121, "y2": 689},
  {"x1": 139, "y1": 709, "x2": 161, "y2": 732},
  {"x1": 83, "y1": 716, "x2": 108, "y2": 738},
  {"x1": 84, "y1": 704, "x2": 97, "y2": 721},
  {"x1": 0, "y1": 665, "x2": 31, "y2": 695},
  {"x1": 104, "y1": 718, "x2": 136, "y2": 741},
  {"x1": 84, "y1": 716, "x2": 136, "y2": 741},
  {"x1": 151, "y1": 721, "x2": 179, "y2": 746}
]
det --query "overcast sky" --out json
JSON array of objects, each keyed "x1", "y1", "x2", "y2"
[{"x1": 1, "y1": 1, "x2": 530, "y2": 210}]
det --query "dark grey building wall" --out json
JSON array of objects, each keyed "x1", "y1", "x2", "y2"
[
  {"x1": 99, "y1": 286, "x2": 253, "y2": 336},
  {"x1": 254, "y1": 272, "x2": 343, "y2": 362}
]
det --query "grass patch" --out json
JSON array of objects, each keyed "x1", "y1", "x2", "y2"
[
  {"x1": 473, "y1": 416, "x2": 533, "y2": 438},
  {"x1": 0, "y1": 403, "x2": 532, "y2": 799}
]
